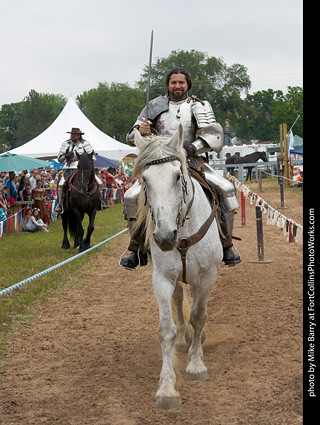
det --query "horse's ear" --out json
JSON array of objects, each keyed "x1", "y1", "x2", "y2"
[
  {"x1": 134, "y1": 128, "x2": 148, "y2": 150},
  {"x1": 168, "y1": 123, "x2": 183, "y2": 153}
]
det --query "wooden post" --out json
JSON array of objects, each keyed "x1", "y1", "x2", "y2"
[
  {"x1": 258, "y1": 169, "x2": 262, "y2": 191},
  {"x1": 279, "y1": 124, "x2": 284, "y2": 159},
  {"x1": 283, "y1": 123, "x2": 290, "y2": 186},
  {"x1": 255, "y1": 206, "x2": 264, "y2": 261},
  {"x1": 241, "y1": 191, "x2": 246, "y2": 226}
]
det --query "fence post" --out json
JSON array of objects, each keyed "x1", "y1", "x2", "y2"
[
  {"x1": 255, "y1": 206, "x2": 264, "y2": 261},
  {"x1": 258, "y1": 169, "x2": 262, "y2": 191},
  {"x1": 249, "y1": 206, "x2": 272, "y2": 264},
  {"x1": 241, "y1": 191, "x2": 246, "y2": 226}
]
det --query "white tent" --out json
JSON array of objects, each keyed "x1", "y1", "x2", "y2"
[{"x1": 9, "y1": 97, "x2": 138, "y2": 161}]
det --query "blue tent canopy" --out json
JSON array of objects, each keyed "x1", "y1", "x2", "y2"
[
  {"x1": 94, "y1": 154, "x2": 120, "y2": 169},
  {"x1": 290, "y1": 145, "x2": 303, "y2": 155}
]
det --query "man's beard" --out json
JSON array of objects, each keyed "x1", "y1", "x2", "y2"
[{"x1": 168, "y1": 89, "x2": 188, "y2": 100}]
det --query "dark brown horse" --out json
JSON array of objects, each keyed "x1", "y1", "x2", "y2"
[
  {"x1": 226, "y1": 151, "x2": 268, "y2": 181},
  {"x1": 61, "y1": 151, "x2": 99, "y2": 252}
]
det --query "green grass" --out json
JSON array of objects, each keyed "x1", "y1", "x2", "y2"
[{"x1": 0, "y1": 204, "x2": 127, "y2": 357}]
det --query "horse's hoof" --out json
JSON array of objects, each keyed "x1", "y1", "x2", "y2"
[
  {"x1": 185, "y1": 371, "x2": 209, "y2": 382},
  {"x1": 61, "y1": 244, "x2": 70, "y2": 250},
  {"x1": 155, "y1": 396, "x2": 182, "y2": 410}
]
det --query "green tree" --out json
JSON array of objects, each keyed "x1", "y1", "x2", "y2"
[
  {"x1": 270, "y1": 86, "x2": 303, "y2": 137},
  {"x1": 15, "y1": 90, "x2": 66, "y2": 145},
  {"x1": 0, "y1": 102, "x2": 22, "y2": 150},
  {"x1": 238, "y1": 89, "x2": 284, "y2": 141},
  {"x1": 77, "y1": 82, "x2": 145, "y2": 143}
]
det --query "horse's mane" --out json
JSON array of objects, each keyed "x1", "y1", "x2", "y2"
[
  {"x1": 132, "y1": 135, "x2": 187, "y2": 250},
  {"x1": 132, "y1": 135, "x2": 186, "y2": 179}
]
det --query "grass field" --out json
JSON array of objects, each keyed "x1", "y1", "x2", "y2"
[{"x1": 0, "y1": 204, "x2": 127, "y2": 358}]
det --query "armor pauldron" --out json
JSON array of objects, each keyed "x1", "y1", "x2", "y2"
[{"x1": 191, "y1": 100, "x2": 216, "y2": 127}]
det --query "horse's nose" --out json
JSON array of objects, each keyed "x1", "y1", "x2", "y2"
[{"x1": 154, "y1": 229, "x2": 177, "y2": 252}]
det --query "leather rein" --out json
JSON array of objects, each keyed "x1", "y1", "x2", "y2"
[
  {"x1": 146, "y1": 155, "x2": 216, "y2": 283},
  {"x1": 68, "y1": 170, "x2": 98, "y2": 197}
]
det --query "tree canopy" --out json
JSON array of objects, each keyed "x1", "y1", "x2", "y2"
[{"x1": 0, "y1": 50, "x2": 303, "y2": 152}]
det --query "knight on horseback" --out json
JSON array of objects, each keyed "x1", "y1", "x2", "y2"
[
  {"x1": 120, "y1": 68, "x2": 241, "y2": 269},
  {"x1": 54, "y1": 127, "x2": 108, "y2": 213}
]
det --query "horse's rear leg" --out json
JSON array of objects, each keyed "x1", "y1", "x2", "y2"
[
  {"x1": 61, "y1": 214, "x2": 70, "y2": 249},
  {"x1": 185, "y1": 277, "x2": 215, "y2": 382},
  {"x1": 154, "y1": 274, "x2": 182, "y2": 410}
]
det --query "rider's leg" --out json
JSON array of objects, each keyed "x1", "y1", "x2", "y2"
[
  {"x1": 54, "y1": 175, "x2": 66, "y2": 214},
  {"x1": 203, "y1": 163, "x2": 241, "y2": 266},
  {"x1": 95, "y1": 175, "x2": 109, "y2": 210},
  {"x1": 119, "y1": 181, "x2": 148, "y2": 269}
]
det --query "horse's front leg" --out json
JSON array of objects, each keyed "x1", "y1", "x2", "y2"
[
  {"x1": 74, "y1": 210, "x2": 85, "y2": 252},
  {"x1": 185, "y1": 276, "x2": 216, "y2": 382},
  {"x1": 83, "y1": 208, "x2": 96, "y2": 249},
  {"x1": 153, "y1": 271, "x2": 182, "y2": 410},
  {"x1": 172, "y1": 281, "x2": 188, "y2": 345}
]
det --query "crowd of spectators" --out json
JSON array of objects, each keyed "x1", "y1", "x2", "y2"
[{"x1": 0, "y1": 161, "x2": 136, "y2": 237}]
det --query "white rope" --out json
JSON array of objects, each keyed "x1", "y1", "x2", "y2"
[
  {"x1": 231, "y1": 176, "x2": 303, "y2": 244},
  {"x1": 0, "y1": 228, "x2": 128, "y2": 297}
]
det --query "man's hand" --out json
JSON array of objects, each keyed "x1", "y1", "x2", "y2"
[
  {"x1": 65, "y1": 152, "x2": 73, "y2": 160},
  {"x1": 139, "y1": 122, "x2": 151, "y2": 136}
]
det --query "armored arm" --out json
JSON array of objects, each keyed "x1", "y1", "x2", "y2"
[
  {"x1": 57, "y1": 140, "x2": 71, "y2": 163},
  {"x1": 190, "y1": 100, "x2": 224, "y2": 154},
  {"x1": 126, "y1": 96, "x2": 169, "y2": 146}
]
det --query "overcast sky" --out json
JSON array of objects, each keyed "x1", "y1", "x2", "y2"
[{"x1": 1, "y1": 0, "x2": 302, "y2": 108}]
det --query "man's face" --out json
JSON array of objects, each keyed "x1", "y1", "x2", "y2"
[
  {"x1": 70, "y1": 133, "x2": 81, "y2": 142},
  {"x1": 167, "y1": 73, "x2": 189, "y2": 100}
]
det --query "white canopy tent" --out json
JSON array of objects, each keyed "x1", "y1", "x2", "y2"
[{"x1": 9, "y1": 97, "x2": 138, "y2": 162}]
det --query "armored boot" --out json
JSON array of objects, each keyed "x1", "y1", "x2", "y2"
[
  {"x1": 54, "y1": 182, "x2": 66, "y2": 214},
  {"x1": 219, "y1": 207, "x2": 241, "y2": 266},
  {"x1": 97, "y1": 191, "x2": 109, "y2": 211},
  {"x1": 119, "y1": 224, "x2": 148, "y2": 269}
]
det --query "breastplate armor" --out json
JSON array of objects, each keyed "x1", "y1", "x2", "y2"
[{"x1": 154, "y1": 99, "x2": 196, "y2": 146}]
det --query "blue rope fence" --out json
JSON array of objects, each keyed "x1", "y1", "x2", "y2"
[{"x1": 0, "y1": 228, "x2": 128, "y2": 297}]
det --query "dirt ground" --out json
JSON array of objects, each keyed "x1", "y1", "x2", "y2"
[{"x1": 0, "y1": 183, "x2": 303, "y2": 425}]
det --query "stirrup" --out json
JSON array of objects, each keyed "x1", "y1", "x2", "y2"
[
  {"x1": 55, "y1": 204, "x2": 64, "y2": 214},
  {"x1": 220, "y1": 244, "x2": 241, "y2": 267},
  {"x1": 119, "y1": 247, "x2": 141, "y2": 271}
]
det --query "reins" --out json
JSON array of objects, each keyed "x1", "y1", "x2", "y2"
[
  {"x1": 145, "y1": 155, "x2": 217, "y2": 283},
  {"x1": 68, "y1": 169, "x2": 98, "y2": 197}
]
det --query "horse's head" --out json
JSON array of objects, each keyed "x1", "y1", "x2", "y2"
[
  {"x1": 259, "y1": 151, "x2": 268, "y2": 162},
  {"x1": 134, "y1": 124, "x2": 188, "y2": 252},
  {"x1": 77, "y1": 151, "x2": 95, "y2": 191}
]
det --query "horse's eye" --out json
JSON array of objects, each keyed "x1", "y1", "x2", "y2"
[{"x1": 176, "y1": 173, "x2": 181, "y2": 182}]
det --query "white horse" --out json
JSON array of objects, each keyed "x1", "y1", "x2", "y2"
[{"x1": 133, "y1": 125, "x2": 223, "y2": 410}]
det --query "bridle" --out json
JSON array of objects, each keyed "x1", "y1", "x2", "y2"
[
  {"x1": 68, "y1": 156, "x2": 98, "y2": 197},
  {"x1": 145, "y1": 155, "x2": 216, "y2": 283},
  {"x1": 144, "y1": 155, "x2": 195, "y2": 230}
]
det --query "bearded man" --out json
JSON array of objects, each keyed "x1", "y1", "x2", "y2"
[{"x1": 120, "y1": 67, "x2": 240, "y2": 269}]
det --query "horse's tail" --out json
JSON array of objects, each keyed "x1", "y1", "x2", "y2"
[{"x1": 67, "y1": 210, "x2": 77, "y2": 240}]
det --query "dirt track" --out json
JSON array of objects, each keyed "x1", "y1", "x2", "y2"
[{"x1": 0, "y1": 185, "x2": 303, "y2": 425}]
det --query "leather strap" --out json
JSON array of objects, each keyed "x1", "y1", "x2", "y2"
[{"x1": 177, "y1": 204, "x2": 216, "y2": 284}]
